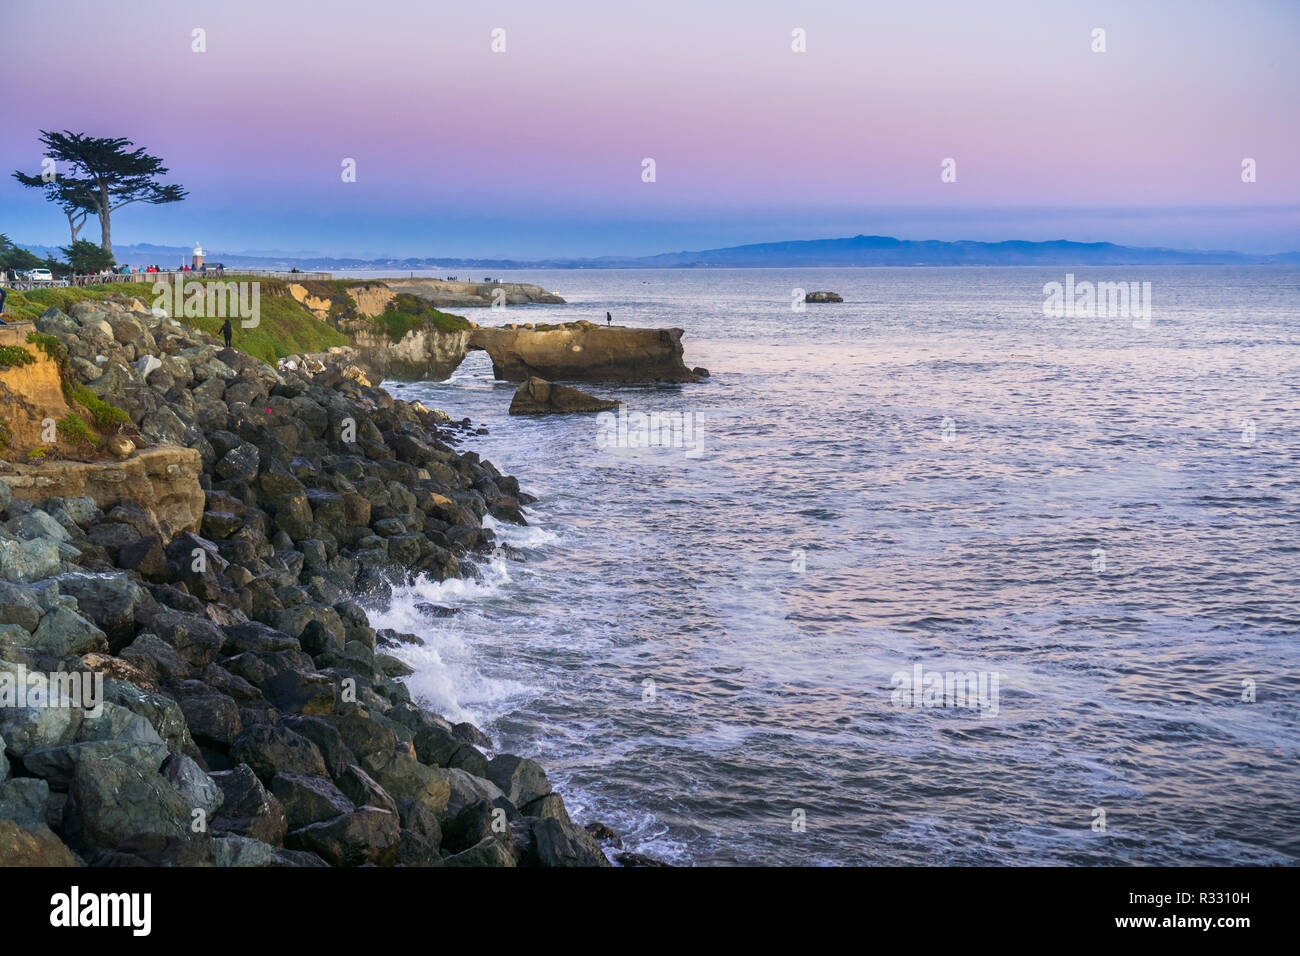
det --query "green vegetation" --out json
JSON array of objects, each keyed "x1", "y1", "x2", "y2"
[
  {"x1": 57, "y1": 412, "x2": 99, "y2": 447},
  {"x1": 27, "y1": 448, "x2": 47, "y2": 460},
  {"x1": 26, "y1": 331, "x2": 64, "y2": 362},
  {"x1": 61, "y1": 238, "x2": 115, "y2": 273},
  {"x1": 12, "y1": 130, "x2": 186, "y2": 256},
  {"x1": 170, "y1": 276, "x2": 350, "y2": 364},
  {"x1": 64, "y1": 381, "x2": 130, "y2": 430},
  {"x1": 372, "y1": 292, "x2": 470, "y2": 342},
  {"x1": 0, "y1": 234, "x2": 45, "y2": 274},
  {"x1": 0, "y1": 344, "x2": 36, "y2": 368}
]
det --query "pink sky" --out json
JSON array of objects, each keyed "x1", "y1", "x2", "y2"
[{"x1": 2, "y1": 0, "x2": 1296, "y2": 256}]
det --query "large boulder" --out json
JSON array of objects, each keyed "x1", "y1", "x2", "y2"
[
  {"x1": 0, "y1": 819, "x2": 81, "y2": 866},
  {"x1": 65, "y1": 752, "x2": 197, "y2": 851},
  {"x1": 210, "y1": 764, "x2": 288, "y2": 846},
  {"x1": 29, "y1": 606, "x2": 108, "y2": 657},
  {"x1": 0, "y1": 537, "x2": 61, "y2": 584},
  {"x1": 229, "y1": 724, "x2": 328, "y2": 783},
  {"x1": 508, "y1": 377, "x2": 618, "y2": 415},
  {"x1": 285, "y1": 806, "x2": 400, "y2": 866},
  {"x1": 486, "y1": 754, "x2": 552, "y2": 807},
  {"x1": 469, "y1": 324, "x2": 702, "y2": 383},
  {"x1": 524, "y1": 816, "x2": 611, "y2": 867},
  {"x1": 270, "y1": 771, "x2": 355, "y2": 829}
]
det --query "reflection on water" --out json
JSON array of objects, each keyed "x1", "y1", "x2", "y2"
[{"x1": 377, "y1": 266, "x2": 1300, "y2": 865}]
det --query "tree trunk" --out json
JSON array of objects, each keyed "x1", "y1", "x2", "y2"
[
  {"x1": 98, "y1": 183, "x2": 112, "y2": 256},
  {"x1": 65, "y1": 209, "x2": 82, "y2": 243}
]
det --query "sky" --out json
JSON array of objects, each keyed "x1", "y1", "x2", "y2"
[{"x1": 1, "y1": 0, "x2": 1297, "y2": 259}]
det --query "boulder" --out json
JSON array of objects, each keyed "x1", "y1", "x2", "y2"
[
  {"x1": 486, "y1": 753, "x2": 552, "y2": 807},
  {"x1": 65, "y1": 752, "x2": 197, "y2": 851},
  {"x1": 230, "y1": 724, "x2": 328, "y2": 783},
  {"x1": 210, "y1": 764, "x2": 288, "y2": 846},
  {"x1": 508, "y1": 376, "x2": 619, "y2": 415},
  {"x1": 0, "y1": 819, "x2": 81, "y2": 866},
  {"x1": 524, "y1": 816, "x2": 611, "y2": 867},
  {"x1": 0, "y1": 537, "x2": 60, "y2": 584},
  {"x1": 29, "y1": 605, "x2": 108, "y2": 657},
  {"x1": 270, "y1": 770, "x2": 355, "y2": 829},
  {"x1": 443, "y1": 835, "x2": 517, "y2": 867},
  {"x1": 285, "y1": 806, "x2": 400, "y2": 866},
  {"x1": 0, "y1": 777, "x2": 50, "y2": 829}
]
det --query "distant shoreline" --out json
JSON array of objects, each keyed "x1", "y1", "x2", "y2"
[{"x1": 14, "y1": 234, "x2": 1300, "y2": 274}]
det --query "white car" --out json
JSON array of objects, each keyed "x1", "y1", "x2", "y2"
[{"x1": 27, "y1": 268, "x2": 53, "y2": 282}]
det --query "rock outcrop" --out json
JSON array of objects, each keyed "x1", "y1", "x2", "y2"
[
  {"x1": 384, "y1": 278, "x2": 565, "y2": 308},
  {"x1": 471, "y1": 323, "x2": 701, "y2": 384},
  {"x1": 0, "y1": 447, "x2": 205, "y2": 538},
  {"x1": 804, "y1": 291, "x2": 843, "y2": 303},
  {"x1": 508, "y1": 377, "x2": 618, "y2": 415},
  {"x1": 0, "y1": 322, "x2": 70, "y2": 451},
  {"x1": 345, "y1": 327, "x2": 473, "y2": 382}
]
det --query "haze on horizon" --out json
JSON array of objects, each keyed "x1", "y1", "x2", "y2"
[{"x1": 2, "y1": 0, "x2": 1297, "y2": 259}]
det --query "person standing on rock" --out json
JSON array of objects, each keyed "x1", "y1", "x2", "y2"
[
  {"x1": 606, "y1": 311, "x2": 612, "y2": 326},
  {"x1": 220, "y1": 316, "x2": 233, "y2": 348}
]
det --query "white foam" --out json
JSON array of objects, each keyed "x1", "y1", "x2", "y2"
[
  {"x1": 483, "y1": 513, "x2": 559, "y2": 549},
  {"x1": 365, "y1": 566, "x2": 535, "y2": 725}
]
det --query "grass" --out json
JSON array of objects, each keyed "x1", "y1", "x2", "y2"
[
  {"x1": 64, "y1": 381, "x2": 130, "y2": 430},
  {"x1": 168, "y1": 276, "x2": 350, "y2": 364},
  {"x1": 0, "y1": 277, "x2": 349, "y2": 366},
  {"x1": 0, "y1": 344, "x2": 35, "y2": 368},
  {"x1": 26, "y1": 330, "x2": 64, "y2": 361},
  {"x1": 0, "y1": 282, "x2": 160, "y2": 321},
  {"x1": 57, "y1": 413, "x2": 99, "y2": 448},
  {"x1": 372, "y1": 292, "x2": 470, "y2": 342}
]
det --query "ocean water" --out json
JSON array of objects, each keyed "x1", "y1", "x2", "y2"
[{"x1": 363, "y1": 266, "x2": 1300, "y2": 866}]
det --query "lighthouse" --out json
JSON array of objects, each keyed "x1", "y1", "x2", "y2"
[{"x1": 192, "y1": 241, "x2": 205, "y2": 271}]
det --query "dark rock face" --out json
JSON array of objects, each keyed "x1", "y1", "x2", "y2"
[
  {"x1": 0, "y1": 295, "x2": 632, "y2": 868},
  {"x1": 804, "y1": 291, "x2": 843, "y2": 303},
  {"x1": 508, "y1": 377, "x2": 619, "y2": 415}
]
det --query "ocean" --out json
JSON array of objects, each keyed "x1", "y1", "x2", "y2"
[{"x1": 357, "y1": 266, "x2": 1299, "y2": 865}]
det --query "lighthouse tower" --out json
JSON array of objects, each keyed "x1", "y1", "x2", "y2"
[{"x1": 192, "y1": 242, "x2": 205, "y2": 271}]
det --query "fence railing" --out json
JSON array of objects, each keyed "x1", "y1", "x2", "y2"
[{"x1": 1, "y1": 268, "x2": 333, "y2": 291}]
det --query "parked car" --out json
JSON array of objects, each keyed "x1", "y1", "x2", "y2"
[{"x1": 27, "y1": 268, "x2": 54, "y2": 282}]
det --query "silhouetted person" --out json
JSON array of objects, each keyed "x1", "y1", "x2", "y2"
[
  {"x1": 606, "y1": 311, "x2": 612, "y2": 326},
  {"x1": 220, "y1": 317, "x2": 233, "y2": 348}
]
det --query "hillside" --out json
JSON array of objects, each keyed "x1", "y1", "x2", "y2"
[{"x1": 1, "y1": 277, "x2": 349, "y2": 366}]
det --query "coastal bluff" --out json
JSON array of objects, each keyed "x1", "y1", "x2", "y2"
[{"x1": 283, "y1": 281, "x2": 702, "y2": 384}]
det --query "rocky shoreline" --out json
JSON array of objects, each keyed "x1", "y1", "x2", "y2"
[{"x1": 0, "y1": 294, "x2": 634, "y2": 867}]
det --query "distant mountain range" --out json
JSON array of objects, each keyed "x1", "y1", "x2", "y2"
[{"x1": 17, "y1": 235, "x2": 1300, "y2": 270}]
